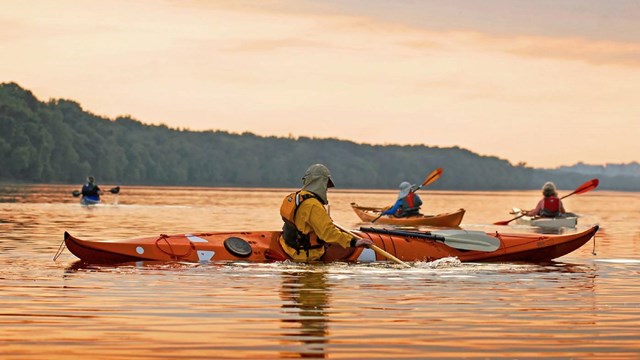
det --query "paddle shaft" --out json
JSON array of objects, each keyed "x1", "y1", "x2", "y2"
[
  {"x1": 72, "y1": 186, "x2": 120, "y2": 197},
  {"x1": 370, "y1": 244, "x2": 409, "y2": 266},
  {"x1": 504, "y1": 191, "x2": 576, "y2": 213},
  {"x1": 360, "y1": 227, "x2": 445, "y2": 241},
  {"x1": 334, "y1": 223, "x2": 411, "y2": 268},
  {"x1": 372, "y1": 168, "x2": 443, "y2": 223},
  {"x1": 494, "y1": 179, "x2": 599, "y2": 225},
  {"x1": 494, "y1": 212, "x2": 527, "y2": 225}
]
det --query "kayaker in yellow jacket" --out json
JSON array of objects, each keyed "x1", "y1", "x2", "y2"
[{"x1": 279, "y1": 163, "x2": 373, "y2": 261}]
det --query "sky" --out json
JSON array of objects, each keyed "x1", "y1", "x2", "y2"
[{"x1": 1, "y1": 0, "x2": 639, "y2": 168}]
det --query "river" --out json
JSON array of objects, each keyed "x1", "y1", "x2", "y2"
[{"x1": 1, "y1": 184, "x2": 639, "y2": 359}]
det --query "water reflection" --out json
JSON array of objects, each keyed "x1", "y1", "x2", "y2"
[{"x1": 280, "y1": 268, "x2": 331, "y2": 358}]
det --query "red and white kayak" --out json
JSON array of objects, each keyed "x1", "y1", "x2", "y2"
[
  {"x1": 63, "y1": 225, "x2": 599, "y2": 264},
  {"x1": 509, "y1": 208, "x2": 579, "y2": 229}
]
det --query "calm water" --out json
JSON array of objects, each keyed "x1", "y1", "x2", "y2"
[{"x1": 1, "y1": 184, "x2": 640, "y2": 359}]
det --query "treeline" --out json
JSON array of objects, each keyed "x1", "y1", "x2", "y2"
[
  {"x1": 558, "y1": 162, "x2": 640, "y2": 178},
  {"x1": 0, "y1": 82, "x2": 637, "y2": 190}
]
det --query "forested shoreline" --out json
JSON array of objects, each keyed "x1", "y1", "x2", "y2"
[{"x1": 1, "y1": 82, "x2": 638, "y2": 191}]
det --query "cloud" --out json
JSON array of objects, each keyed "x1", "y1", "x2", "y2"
[
  {"x1": 224, "y1": 38, "x2": 332, "y2": 53},
  {"x1": 3, "y1": 0, "x2": 639, "y2": 168},
  {"x1": 16, "y1": 0, "x2": 637, "y2": 69},
  {"x1": 506, "y1": 36, "x2": 640, "y2": 67},
  {"x1": 402, "y1": 30, "x2": 640, "y2": 68}
]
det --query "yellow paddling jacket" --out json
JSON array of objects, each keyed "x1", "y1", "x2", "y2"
[{"x1": 279, "y1": 190, "x2": 354, "y2": 261}]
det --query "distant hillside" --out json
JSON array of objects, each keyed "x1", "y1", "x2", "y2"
[
  {"x1": 557, "y1": 162, "x2": 640, "y2": 178},
  {"x1": 1, "y1": 82, "x2": 638, "y2": 191}
]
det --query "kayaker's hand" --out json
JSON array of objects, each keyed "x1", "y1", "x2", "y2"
[{"x1": 353, "y1": 238, "x2": 374, "y2": 247}]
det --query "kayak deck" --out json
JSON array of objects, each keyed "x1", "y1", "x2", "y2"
[
  {"x1": 350, "y1": 202, "x2": 465, "y2": 227},
  {"x1": 80, "y1": 197, "x2": 101, "y2": 206},
  {"x1": 63, "y1": 225, "x2": 599, "y2": 265},
  {"x1": 515, "y1": 215, "x2": 578, "y2": 229}
]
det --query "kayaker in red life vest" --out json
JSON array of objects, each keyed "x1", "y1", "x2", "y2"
[
  {"x1": 525, "y1": 181, "x2": 566, "y2": 218},
  {"x1": 279, "y1": 164, "x2": 373, "y2": 261},
  {"x1": 381, "y1": 181, "x2": 423, "y2": 218}
]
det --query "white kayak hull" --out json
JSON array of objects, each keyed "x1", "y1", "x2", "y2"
[{"x1": 515, "y1": 215, "x2": 578, "y2": 229}]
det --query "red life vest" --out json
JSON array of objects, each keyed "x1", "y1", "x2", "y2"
[
  {"x1": 396, "y1": 192, "x2": 422, "y2": 217},
  {"x1": 543, "y1": 196, "x2": 560, "y2": 213},
  {"x1": 405, "y1": 193, "x2": 417, "y2": 208}
]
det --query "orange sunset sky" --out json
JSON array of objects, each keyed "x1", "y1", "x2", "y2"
[{"x1": 1, "y1": 0, "x2": 639, "y2": 168}]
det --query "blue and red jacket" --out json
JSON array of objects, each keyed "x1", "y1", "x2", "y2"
[{"x1": 382, "y1": 192, "x2": 423, "y2": 217}]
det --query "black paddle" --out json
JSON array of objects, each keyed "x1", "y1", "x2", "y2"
[
  {"x1": 361, "y1": 227, "x2": 500, "y2": 252},
  {"x1": 72, "y1": 186, "x2": 120, "y2": 197}
]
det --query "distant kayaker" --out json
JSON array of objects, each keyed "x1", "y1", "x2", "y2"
[
  {"x1": 525, "y1": 181, "x2": 566, "y2": 218},
  {"x1": 81, "y1": 176, "x2": 103, "y2": 202},
  {"x1": 279, "y1": 163, "x2": 373, "y2": 261},
  {"x1": 380, "y1": 181, "x2": 423, "y2": 218}
]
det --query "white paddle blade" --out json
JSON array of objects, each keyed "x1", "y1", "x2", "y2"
[{"x1": 430, "y1": 230, "x2": 501, "y2": 252}]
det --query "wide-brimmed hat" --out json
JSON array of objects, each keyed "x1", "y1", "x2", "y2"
[
  {"x1": 303, "y1": 164, "x2": 334, "y2": 188},
  {"x1": 302, "y1": 164, "x2": 334, "y2": 204},
  {"x1": 397, "y1": 181, "x2": 413, "y2": 199}
]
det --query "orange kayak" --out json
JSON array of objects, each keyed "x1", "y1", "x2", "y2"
[
  {"x1": 63, "y1": 225, "x2": 598, "y2": 264},
  {"x1": 351, "y1": 202, "x2": 465, "y2": 227}
]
